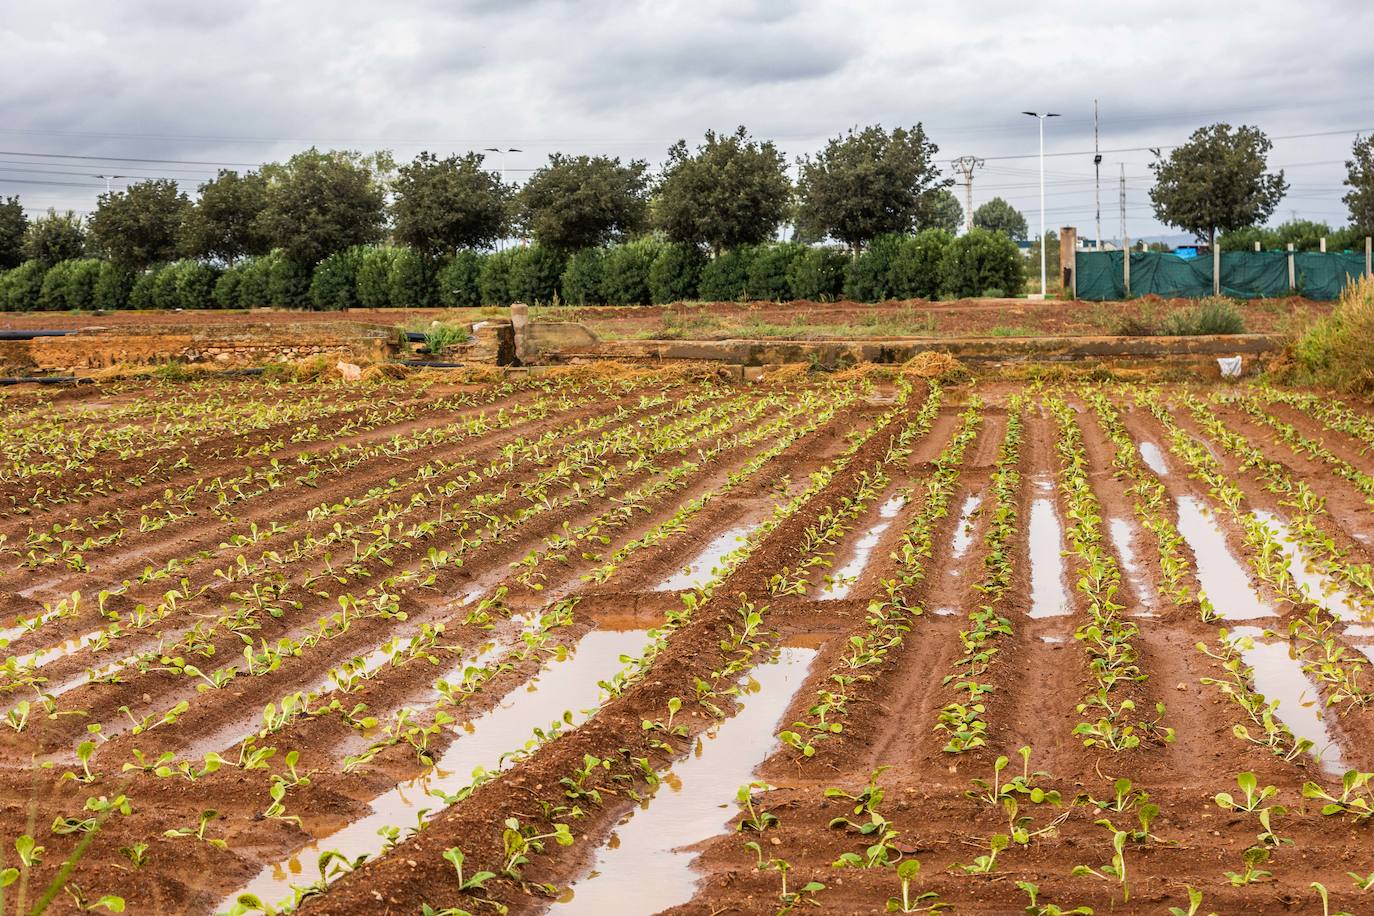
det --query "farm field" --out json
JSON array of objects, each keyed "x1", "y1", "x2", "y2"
[
  {"x1": 3, "y1": 366, "x2": 1374, "y2": 915},
  {"x1": 0, "y1": 295, "x2": 1333, "y2": 341}
]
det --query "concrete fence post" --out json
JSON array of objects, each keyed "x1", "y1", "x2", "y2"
[
  {"x1": 1059, "y1": 226, "x2": 1077, "y2": 299},
  {"x1": 1287, "y1": 243, "x2": 1296, "y2": 292},
  {"x1": 1254, "y1": 241, "x2": 1261, "y2": 252},
  {"x1": 1320, "y1": 237, "x2": 1327, "y2": 253},
  {"x1": 1366, "y1": 237, "x2": 1372, "y2": 278},
  {"x1": 1213, "y1": 238, "x2": 1221, "y2": 296},
  {"x1": 1123, "y1": 237, "x2": 1131, "y2": 298}
]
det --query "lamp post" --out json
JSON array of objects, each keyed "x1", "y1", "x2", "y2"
[
  {"x1": 93, "y1": 174, "x2": 125, "y2": 195},
  {"x1": 1021, "y1": 111, "x2": 1059, "y2": 299},
  {"x1": 483, "y1": 148, "x2": 522, "y2": 250}
]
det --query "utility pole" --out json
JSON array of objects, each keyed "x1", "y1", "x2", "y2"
[
  {"x1": 950, "y1": 156, "x2": 983, "y2": 235},
  {"x1": 1118, "y1": 164, "x2": 1127, "y2": 251},
  {"x1": 1093, "y1": 99, "x2": 1102, "y2": 251},
  {"x1": 484, "y1": 148, "x2": 522, "y2": 251}
]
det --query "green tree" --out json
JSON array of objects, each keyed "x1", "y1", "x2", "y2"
[
  {"x1": 600, "y1": 238, "x2": 662, "y2": 305},
  {"x1": 387, "y1": 247, "x2": 435, "y2": 308},
  {"x1": 648, "y1": 242, "x2": 705, "y2": 304},
  {"x1": 785, "y1": 247, "x2": 847, "y2": 301},
  {"x1": 89, "y1": 179, "x2": 189, "y2": 269},
  {"x1": 795, "y1": 124, "x2": 946, "y2": 250},
  {"x1": 1149, "y1": 123, "x2": 1287, "y2": 249},
  {"x1": 654, "y1": 127, "x2": 790, "y2": 254},
  {"x1": 93, "y1": 261, "x2": 134, "y2": 310},
  {"x1": 310, "y1": 248, "x2": 364, "y2": 310},
  {"x1": 507, "y1": 245, "x2": 567, "y2": 304},
  {"x1": 916, "y1": 188, "x2": 964, "y2": 234},
  {"x1": 972, "y1": 197, "x2": 1028, "y2": 241},
  {"x1": 0, "y1": 196, "x2": 27, "y2": 269},
  {"x1": 23, "y1": 209, "x2": 86, "y2": 266},
  {"x1": 180, "y1": 169, "x2": 270, "y2": 264},
  {"x1": 356, "y1": 247, "x2": 400, "y2": 308},
  {"x1": 1, "y1": 261, "x2": 47, "y2": 310},
  {"x1": 392, "y1": 149, "x2": 509, "y2": 304},
  {"x1": 518, "y1": 154, "x2": 649, "y2": 251},
  {"x1": 939, "y1": 228, "x2": 1023, "y2": 298},
  {"x1": 697, "y1": 247, "x2": 759, "y2": 301},
  {"x1": 478, "y1": 249, "x2": 518, "y2": 306},
  {"x1": 560, "y1": 249, "x2": 606, "y2": 306},
  {"x1": 746, "y1": 242, "x2": 806, "y2": 301},
  {"x1": 1344, "y1": 134, "x2": 1374, "y2": 233},
  {"x1": 256, "y1": 149, "x2": 387, "y2": 267},
  {"x1": 438, "y1": 251, "x2": 482, "y2": 309}
]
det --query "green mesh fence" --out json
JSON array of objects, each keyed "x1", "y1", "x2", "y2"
[{"x1": 1076, "y1": 250, "x2": 1369, "y2": 300}]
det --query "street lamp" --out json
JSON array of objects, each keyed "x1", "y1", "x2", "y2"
[
  {"x1": 1021, "y1": 112, "x2": 1059, "y2": 300},
  {"x1": 483, "y1": 148, "x2": 522, "y2": 250},
  {"x1": 93, "y1": 174, "x2": 125, "y2": 194}
]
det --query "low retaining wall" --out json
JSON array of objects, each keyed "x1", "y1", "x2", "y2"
[{"x1": 573, "y1": 333, "x2": 1282, "y2": 368}]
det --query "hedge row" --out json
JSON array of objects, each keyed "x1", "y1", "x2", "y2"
[{"x1": 0, "y1": 229, "x2": 1023, "y2": 311}]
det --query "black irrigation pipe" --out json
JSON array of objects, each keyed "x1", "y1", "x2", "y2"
[
  {"x1": 0, "y1": 376, "x2": 90, "y2": 386},
  {"x1": 0, "y1": 330, "x2": 78, "y2": 340},
  {"x1": 404, "y1": 331, "x2": 427, "y2": 343},
  {"x1": 399, "y1": 359, "x2": 466, "y2": 368}
]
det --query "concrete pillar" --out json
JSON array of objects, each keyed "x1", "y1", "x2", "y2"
[
  {"x1": 1367, "y1": 237, "x2": 1372, "y2": 278},
  {"x1": 1059, "y1": 226, "x2": 1077, "y2": 300},
  {"x1": 509, "y1": 302, "x2": 530, "y2": 365},
  {"x1": 1213, "y1": 237, "x2": 1221, "y2": 296},
  {"x1": 1254, "y1": 241, "x2": 1261, "y2": 252},
  {"x1": 1123, "y1": 237, "x2": 1131, "y2": 298},
  {"x1": 1287, "y1": 243, "x2": 1296, "y2": 291},
  {"x1": 1320, "y1": 237, "x2": 1327, "y2": 253}
]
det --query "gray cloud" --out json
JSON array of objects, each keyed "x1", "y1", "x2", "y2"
[{"x1": 2, "y1": 0, "x2": 1371, "y2": 235}]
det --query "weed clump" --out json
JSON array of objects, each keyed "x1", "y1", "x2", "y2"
[
  {"x1": 1106, "y1": 297, "x2": 1245, "y2": 337},
  {"x1": 1283, "y1": 275, "x2": 1374, "y2": 395}
]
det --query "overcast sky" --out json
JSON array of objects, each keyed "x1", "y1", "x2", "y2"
[{"x1": 3, "y1": 0, "x2": 1372, "y2": 243}]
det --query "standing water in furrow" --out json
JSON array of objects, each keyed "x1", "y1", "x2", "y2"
[
  {"x1": 217, "y1": 628, "x2": 652, "y2": 914},
  {"x1": 554, "y1": 646, "x2": 816, "y2": 915},
  {"x1": 1028, "y1": 478, "x2": 1069, "y2": 618},
  {"x1": 820, "y1": 495, "x2": 906, "y2": 599},
  {"x1": 1174, "y1": 496, "x2": 1273, "y2": 620}
]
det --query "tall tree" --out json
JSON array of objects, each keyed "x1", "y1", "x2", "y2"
[
  {"x1": 795, "y1": 124, "x2": 947, "y2": 250},
  {"x1": 1149, "y1": 123, "x2": 1287, "y2": 249},
  {"x1": 972, "y1": 197, "x2": 1028, "y2": 241},
  {"x1": 915, "y1": 188, "x2": 964, "y2": 235},
  {"x1": 22, "y1": 209, "x2": 86, "y2": 266},
  {"x1": 654, "y1": 126, "x2": 790, "y2": 254},
  {"x1": 256, "y1": 148, "x2": 387, "y2": 266},
  {"x1": 392, "y1": 151, "x2": 511, "y2": 259},
  {"x1": 180, "y1": 169, "x2": 271, "y2": 264},
  {"x1": 0, "y1": 196, "x2": 26, "y2": 269},
  {"x1": 89, "y1": 179, "x2": 190, "y2": 269},
  {"x1": 517, "y1": 154, "x2": 649, "y2": 251},
  {"x1": 1345, "y1": 134, "x2": 1374, "y2": 234}
]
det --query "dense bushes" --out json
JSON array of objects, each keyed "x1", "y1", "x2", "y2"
[
  {"x1": 0, "y1": 231, "x2": 1041, "y2": 312},
  {"x1": 1286, "y1": 275, "x2": 1374, "y2": 394},
  {"x1": 938, "y1": 228, "x2": 1023, "y2": 299}
]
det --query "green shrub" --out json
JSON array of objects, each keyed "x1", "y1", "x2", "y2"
[
  {"x1": 746, "y1": 242, "x2": 805, "y2": 301},
  {"x1": 93, "y1": 261, "x2": 134, "y2": 310},
  {"x1": 437, "y1": 251, "x2": 482, "y2": 309},
  {"x1": 844, "y1": 234, "x2": 905, "y2": 302},
  {"x1": 236, "y1": 256, "x2": 271, "y2": 308},
  {"x1": 1288, "y1": 275, "x2": 1374, "y2": 394},
  {"x1": 890, "y1": 229, "x2": 951, "y2": 300},
  {"x1": 422, "y1": 321, "x2": 470, "y2": 355},
  {"x1": 560, "y1": 248, "x2": 606, "y2": 305},
  {"x1": 698, "y1": 246, "x2": 757, "y2": 301},
  {"x1": 176, "y1": 261, "x2": 220, "y2": 309},
  {"x1": 311, "y1": 247, "x2": 364, "y2": 310},
  {"x1": 356, "y1": 247, "x2": 400, "y2": 308},
  {"x1": 478, "y1": 248, "x2": 518, "y2": 306},
  {"x1": 0, "y1": 260, "x2": 46, "y2": 310},
  {"x1": 128, "y1": 270, "x2": 158, "y2": 310},
  {"x1": 388, "y1": 247, "x2": 436, "y2": 308},
  {"x1": 649, "y1": 242, "x2": 705, "y2": 304},
  {"x1": 507, "y1": 245, "x2": 567, "y2": 305},
  {"x1": 212, "y1": 268, "x2": 242, "y2": 310},
  {"x1": 266, "y1": 251, "x2": 311, "y2": 309},
  {"x1": 1161, "y1": 296, "x2": 1246, "y2": 335},
  {"x1": 38, "y1": 260, "x2": 74, "y2": 310},
  {"x1": 601, "y1": 237, "x2": 662, "y2": 305},
  {"x1": 939, "y1": 228, "x2": 1023, "y2": 299},
  {"x1": 786, "y1": 247, "x2": 848, "y2": 301},
  {"x1": 152, "y1": 264, "x2": 181, "y2": 310}
]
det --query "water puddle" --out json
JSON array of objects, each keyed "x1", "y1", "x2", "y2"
[
  {"x1": 1345, "y1": 624, "x2": 1374, "y2": 639},
  {"x1": 1226, "y1": 627, "x2": 1345, "y2": 775},
  {"x1": 820, "y1": 497, "x2": 906, "y2": 601},
  {"x1": 9, "y1": 630, "x2": 104, "y2": 670},
  {"x1": 1029, "y1": 496, "x2": 1070, "y2": 619},
  {"x1": 1039, "y1": 635, "x2": 1064, "y2": 644},
  {"x1": 933, "y1": 607, "x2": 956, "y2": 616},
  {"x1": 1138, "y1": 441, "x2": 1170, "y2": 477},
  {"x1": 1175, "y1": 497, "x2": 1272, "y2": 620},
  {"x1": 555, "y1": 647, "x2": 816, "y2": 915},
  {"x1": 950, "y1": 495, "x2": 983, "y2": 560},
  {"x1": 1251, "y1": 510, "x2": 1368, "y2": 622},
  {"x1": 1109, "y1": 517, "x2": 1155, "y2": 611},
  {"x1": 656, "y1": 525, "x2": 759, "y2": 592},
  {"x1": 218, "y1": 629, "x2": 651, "y2": 913}
]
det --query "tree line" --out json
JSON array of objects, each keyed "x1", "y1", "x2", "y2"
[{"x1": 0, "y1": 122, "x2": 1371, "y2": 310}]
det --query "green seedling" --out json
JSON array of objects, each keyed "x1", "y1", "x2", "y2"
[
  {"x1": 736, "y1": 781, "x2": 779, "y2": 833},
  {"x1": 442, "y1": 847, "x2": 495, "y2": 892},
  {"x1": 1072, "y1": 825, "x2": 1130, "y2": 902},
  {"x1": 118, "y1": 842, "x2": 149, "y2": 869},
  {"x1": 1304, "y1": 770, "x2": 1374, "y2": 821},
  {"x1": 500, "y1": 818, "x2": 573, "y2": 880},
  {"x1": 1224, "y1": 845, "x2": 1272, "y2": 886},
  {"x1": 163, "y1": 809, "x2": 227, "y2": 850},
  {"x1": 744, "y1": 847, "x2": 824, "y2": 914},
  {"x1": 1017, "y1": 880, "x2": 1093, "y2": 915},
  {"x1": 951, "y1": 833, "x2": 1009, "y2": 875},
  {"x1": 887, "y1": 859, "x2": 947, "y2": 913},
  {"x1": 1312, "y1": 881, "x2": 1355, "y2": 916},
  {"x1": 1214, "y1": 772, "x2": 1276, "y2": 813},
  {"x1": 1167, "y1": 885, "x2": 1216, "y2": 916},
  {"x1": 62, "y1": 884, "x2": 125, "y2": 912}
]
